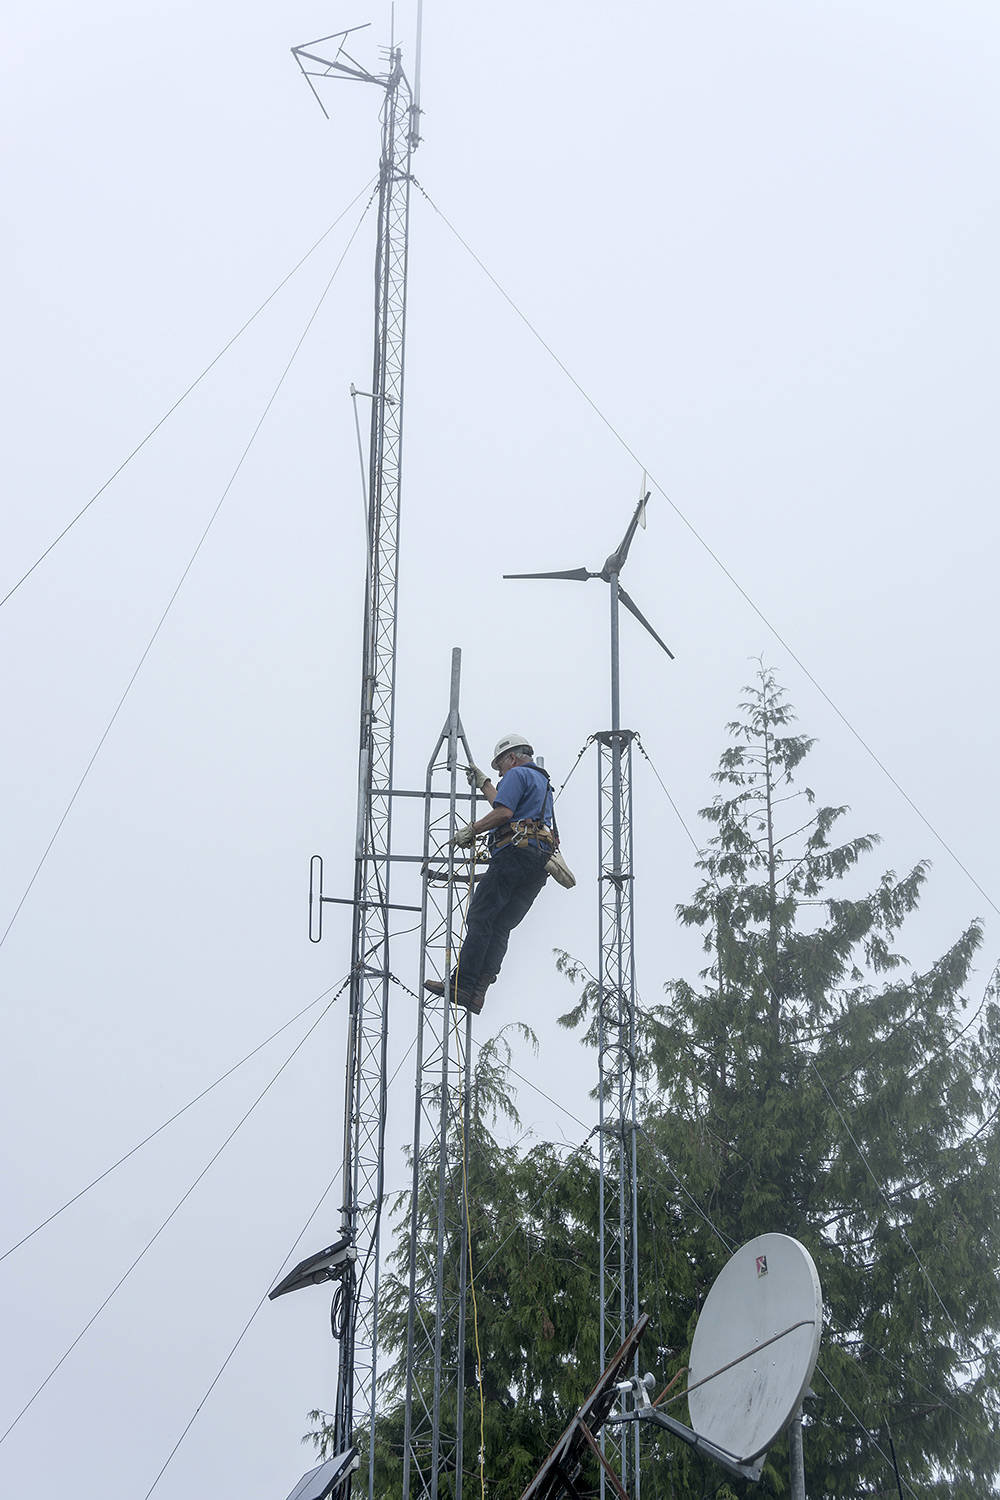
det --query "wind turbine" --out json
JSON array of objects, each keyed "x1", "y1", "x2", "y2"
[
  {"x1": 504, "y1": 488, "x2": 673, "y2": 736},
  {"x1": 504, "y1": 486, "x2": 673, "y2": 1500}
]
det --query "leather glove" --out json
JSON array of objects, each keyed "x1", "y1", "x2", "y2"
[
  {"x1": 465, "y1": 763, "x2": 489, "y2": 791},
  {"x1": 452, "y1": 822, "x2": 477, "y2": 849}
]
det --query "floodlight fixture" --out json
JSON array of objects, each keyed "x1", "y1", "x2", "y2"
[{"x1": 269, "y1": 1237, "x2": 357, "y2": 1301}]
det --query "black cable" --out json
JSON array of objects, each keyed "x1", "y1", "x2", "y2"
[
  {"x1": 0, "y1": 189, "x2": 377, "y2": 957},
  {"x1": 142, "y1": 1169, "x2": 342, "y2": 1499},
  {"x1": 812, "y1": 1368, "x2": 921, "y2": 1500},
  {"x1": 0, "y1": 180, "x2": 376, "y2": 613},
  {"x1": 0, "y1": 973, "x2": 351, "y2": 1449},
  {"x1": 0, "y1": 974, "x2": 349, "y2": 1265},
  {"x1": 415, "y1": 181, "x2": 1000, "y2": 923}
]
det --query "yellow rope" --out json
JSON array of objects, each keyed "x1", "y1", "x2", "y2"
[{"x1": 451, "y1": 841, "x2": 488, "y2": 1500}]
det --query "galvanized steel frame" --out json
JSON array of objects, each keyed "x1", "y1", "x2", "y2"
[
  {"x1": 595, "y1": 724, "x2": 641, "y2": 1500},
  {"x1": 401, "y1": 648, "x2": 476, "y2": 1500},
  {"x1": 330, "y1": 46, "x2": 415, "y2": 1481}
]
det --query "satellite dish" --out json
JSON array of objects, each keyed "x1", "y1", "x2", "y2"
[{"x1": 687, "y1": 1233, "x2": 822, "y2": 1464}]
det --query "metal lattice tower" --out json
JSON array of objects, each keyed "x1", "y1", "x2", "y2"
[
  {"x1": 337, "y1": 49, "x2": 414, "y2": 1474},
  {"x1": 292, "y1": 30, "x2": 417, "y2": 1491},
  {"x1": 504, "y1": 491, "x2": 673, "y2": 1500},
  {"x1": 402, "y1": 648, "x2": 477, "y2": 1500},
  {"x1": 595, "y1": 721, "x2": 640, "y2": 1499}
]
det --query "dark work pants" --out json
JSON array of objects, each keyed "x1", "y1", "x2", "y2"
[{"x1": 453, "y1": 843, "x2": 550, "y2": 995}]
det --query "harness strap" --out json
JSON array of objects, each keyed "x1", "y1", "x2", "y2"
[
  {"x1": 491, "y1": 762, "x2": 559, "y2": 853},
  {"x1": 492, "y1": 818, "x2": 557, "y2": 853}
]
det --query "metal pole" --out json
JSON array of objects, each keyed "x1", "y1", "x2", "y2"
[
  {"x1": 789, "y1": 1407, "x2": 806, "y2": 1500},
  {"x1": 598, "y1": 567, "x2": 640, "y2": 1500},
  {"x1": 610, "y1": 573, "x2": 622, "y2": 734}
]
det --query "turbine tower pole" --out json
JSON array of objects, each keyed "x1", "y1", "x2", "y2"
[
  {"x1": 596, "y1": 561, "x2": 641, "y2": 1499},
  {"x1": 505, "y1": 489, "x2": 673, "y2": 1500}
]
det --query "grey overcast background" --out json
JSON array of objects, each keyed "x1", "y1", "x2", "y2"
[{"x1": 2, "y1": 1, "x2": 998, "y2": 1495}]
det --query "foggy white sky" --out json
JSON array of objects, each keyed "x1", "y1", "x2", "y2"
[{"x1": 2, "y1": 2, "x2": 999, "y2": 1495}]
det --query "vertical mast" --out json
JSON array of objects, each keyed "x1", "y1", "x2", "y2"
[
  {"x1": 402, "y1": 648, "x2": 477, "y2": 1500},
  {"x1": 595, "y1": 705, "x2": 641, "y2": 1500},
  {"x1": 288, "y1": 28, "x2": 416, "y2": 1483},
  {"x1": 504, "y1": 492, "x2": 671, "y2": 1500},
  {"x1": 335, "y1": 47, "x2": 414, "y2": 1478}
]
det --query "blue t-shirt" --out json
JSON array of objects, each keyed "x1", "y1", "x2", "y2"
[{"x1": 495, "y1": 762, "x2": 553, "y2": 826}]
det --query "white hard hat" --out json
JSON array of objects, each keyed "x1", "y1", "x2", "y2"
[{"x1": 491, "y1": 732, "x2": 533, "y2": 770}]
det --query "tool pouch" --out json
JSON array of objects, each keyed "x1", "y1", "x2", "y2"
[{"x1": 546, "y1": 849, "x2": 576, "y2": 889}]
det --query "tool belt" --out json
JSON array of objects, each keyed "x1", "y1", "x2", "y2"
[{"x1": 492, "y1": 818, "x2": 557, "y2": 854}]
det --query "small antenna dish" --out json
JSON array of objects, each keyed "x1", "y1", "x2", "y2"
[{"x1": 688, "y1": 1233, "x2": 822, "y2": 1463}]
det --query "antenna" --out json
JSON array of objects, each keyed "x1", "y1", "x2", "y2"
[
  {"x1": 505, "y1": 490, "x2": 674, "y2": 1500},
  {"x1": 611, "y1": 1234, "x2": 823, "y2": 1486},
  {"x1": 276, "y1": 29, "x2": 420, "y2": 1500}
]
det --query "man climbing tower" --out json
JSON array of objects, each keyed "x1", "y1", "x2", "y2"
[{"x1": 424, "y1": 733, "x2": 557, "y2": 1014}]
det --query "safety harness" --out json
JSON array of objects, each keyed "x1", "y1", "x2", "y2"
[{"x1": 490, "y1": 764, "x2": 559, "y2": 854}]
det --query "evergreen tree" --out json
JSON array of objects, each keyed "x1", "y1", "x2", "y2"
[
  {"x1": 308, "y1": 1027, "x2": 604, "y2": 1500},
  {"x1": 312, "y1": 667, "x2": 1000, "y2": 1498},
  {"x1": 562, "y1": 664, "x2": 1000, "y2": 1496}
]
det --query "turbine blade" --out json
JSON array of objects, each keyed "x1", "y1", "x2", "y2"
[
  {"x1": 618, "y1": 585, "x2": 675, "y2": 660},
  {"x1": 605, "y1": 492, "x2": 652, "y2": 576},
  {"x1": 503, "y1": 567, "x2": 593, "y2": 582}
]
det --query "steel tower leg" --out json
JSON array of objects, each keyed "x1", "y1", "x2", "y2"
[
  {"x1": 402, "y1": 649, "x2": 476, "y2": 1500},
  {"x1": 332, "y1": 50, "x2": 414, "y2": 1486},
  {"x1": 595, "y1": 726, "x2": 641, "y2": 1500}
]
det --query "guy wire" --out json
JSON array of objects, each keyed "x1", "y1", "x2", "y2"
[
  {"x1": 0, "y1": 973, "x2": 351, "y2": 1448},
  {"x1": 1, "y1": 974, "x2": 351, "y2": 1264},
  {"x1": 142, "y1": 1169, "x2": 342, "y2": 1498},
  {"x1": 415, "y1": 180, "x2": 1000, "y2": 922},
  {"x1": 1, "y1": 178, "x2": 377, "y2": 612},
  {"x1": 0, "y1": 187, "x2": 377, "y2": 957}
]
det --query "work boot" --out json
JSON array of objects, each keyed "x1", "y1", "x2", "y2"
[
  {"x1": 469, "y1": 979, "x2": 491, "y2": 1013},
  {"x1": 423, "y1": 977, "x2": 482, "y2": 1013}
]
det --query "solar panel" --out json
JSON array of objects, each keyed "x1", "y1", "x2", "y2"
[{"x1": 282, "y1": 1446, "x2": 358, "y2": 1500}]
